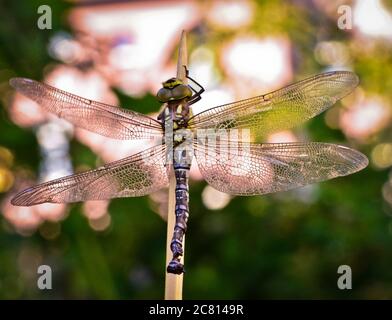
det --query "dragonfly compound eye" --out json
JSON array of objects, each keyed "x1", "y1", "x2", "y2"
[
  {"x1": 172, "y1": 84, "x2": 192, "y2": 100},
  {"x1": 156, "y1": 87, "x2": 172, "y2": 102}
]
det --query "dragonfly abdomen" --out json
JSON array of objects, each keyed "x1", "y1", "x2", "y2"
[
  {"x1": 167, "y1": 163, "x2": 190, "y2": 274},
  {"x1": 174, "y1": 167, "x2": 190, "y2": 232}
]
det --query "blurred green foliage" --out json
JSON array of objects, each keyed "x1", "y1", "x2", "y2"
[{"x1": 1, "y1": 0, "x2": 392, "y2": 299}]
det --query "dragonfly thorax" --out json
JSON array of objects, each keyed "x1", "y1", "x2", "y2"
[
  {"x1": 159, "y1": 101, "x2": 191, "y2": 130},
  {"x1": 156, "y1": 78, "x2": 192, "y2": 103}
]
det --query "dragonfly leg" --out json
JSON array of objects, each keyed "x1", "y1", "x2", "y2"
[
  {"x1": 187, "y1": 76, "x2": 205, "y2": 95},
  {"x1": 187, "y1": 95, "x2": 201, "y2": 106},
  {"x1": 184, "y1": 66, "x2": 205, "y2": 104}
]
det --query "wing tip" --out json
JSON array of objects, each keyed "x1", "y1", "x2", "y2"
[
  {"x1": 344, "y1": 71, "x2": 359, "y2": 87},
  {"x1": 10, "y1": 192, "x2": 31, "y2": 207},
  {"x1": 337, "y1": 144, "x2": 369, "y2": 173},
  {"x1": 9, "y1": 77, "x2": 35, "y2": 89},
  {"x1": 322, "y1": 70, "x2": 359, "y2": 84},
  {"x1": 332, "y1": 70, "x2": 360, "y2": 87},
  {"x1": 9, "y1": 77, "x2": 19, "y2": 88},
  {"x1": 10, "y1": 187, "x2": 45, "y2": 207},
  {"x1": 354, "y1": 150, "x2": 369, "y2": 171},
  {"x1": 10, "y1": 194, "x2": 28, "y2": 206},
  {"x1": 10, "y1": 197, "x2": 24, "y2": 206}
]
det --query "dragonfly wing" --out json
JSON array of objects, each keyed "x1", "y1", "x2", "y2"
[
  {"x1": 11, "y1": 144, "x2": 169, "y2": 206},
  {"x1": 188, "y1": 71, "x2": 358, "y2": 139},
  {"x1": 194, "y1": 141, "x2": 368, "y2": 195},
  {"x1": 10, "y1": 78, "x2": 163, "y2": 140}
]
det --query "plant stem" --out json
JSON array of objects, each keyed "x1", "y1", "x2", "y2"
[{"x1": 164, "y1": 30, "x2": 187, "y2": 300}]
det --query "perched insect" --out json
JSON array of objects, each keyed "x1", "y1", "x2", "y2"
[{"x1": 10, "y1": 69, "x2": 368, "y2": 274}]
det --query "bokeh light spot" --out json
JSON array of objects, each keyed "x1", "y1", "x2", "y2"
[
  {"x1": 371, "y1": 143, "x2": 392, "y2": 169},
  {"x1": 202, "y1": 185, "x2": 231, "y2": 210},
  {"x1": 0, "y1": 167, "x2": 14, "y2": 192}
]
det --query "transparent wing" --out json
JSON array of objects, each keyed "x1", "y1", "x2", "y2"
[
  {"x1": 188, "y1": 71, "x2": 358, "y2": 139},
  {"x1": 194, "y1": 141, "x2": 368, "y2": 195},
  {"x1": 11, "y1": 144, "x2": 169, "y2": 206},
  {"x1": 10, "y1": 78, "x2": 163, "y2": 140}
]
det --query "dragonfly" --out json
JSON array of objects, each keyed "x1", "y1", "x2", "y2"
[{"x1": 9, "y1": 70, "x2": 368, "y2": 274}]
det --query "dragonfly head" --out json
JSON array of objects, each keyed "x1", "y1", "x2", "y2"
[
  {"x1": 162, "y1": 77, "x2": 183, "y2": 89},
  {"x1": 157, "y1": 78, "x2": 192, "y2": 103}
]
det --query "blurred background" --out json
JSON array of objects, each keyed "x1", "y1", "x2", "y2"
[{"x1": 0, "y1": 0, "x2": 392, "y2": 299}]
